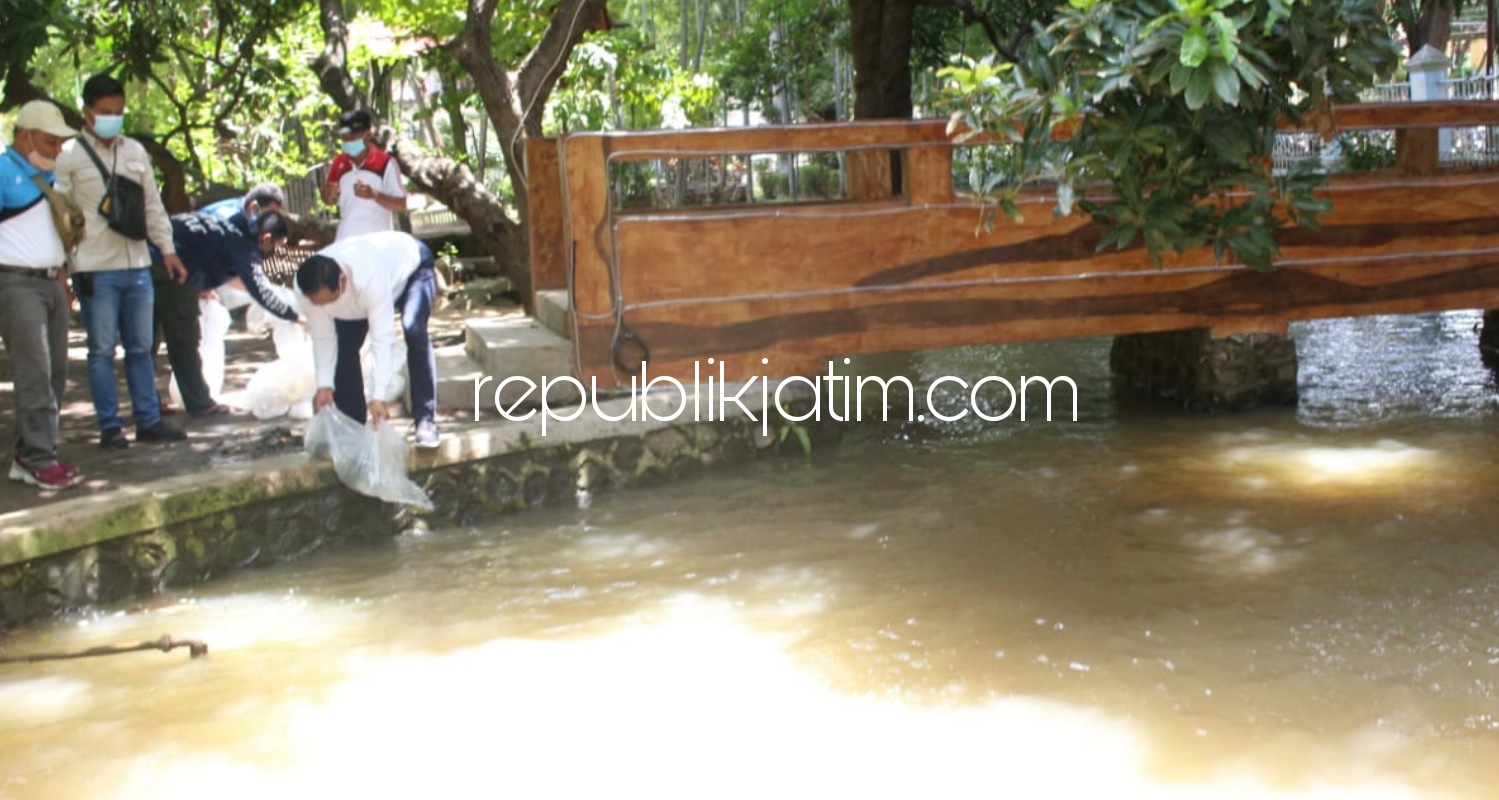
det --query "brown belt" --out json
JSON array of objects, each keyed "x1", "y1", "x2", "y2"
[{"x1": 0, "y1": 264, "x2": 63, "y2": 279}]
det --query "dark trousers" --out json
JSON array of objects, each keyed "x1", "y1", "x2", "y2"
[
  {"x1": 152, "y1": 264, "x2": 215, "y2": 414},
  {"x1": 332, "y1": 243, "x2": 437, "y2": 424}
]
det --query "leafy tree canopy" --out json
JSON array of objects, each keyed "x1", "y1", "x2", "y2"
[{"x1": 939, "y1": 0, "x2": 1401, "y2": 271}]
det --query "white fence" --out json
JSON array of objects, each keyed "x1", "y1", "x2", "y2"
[{"x1": 1275, "y1": 68, "x2": 1499, "y2": 172}]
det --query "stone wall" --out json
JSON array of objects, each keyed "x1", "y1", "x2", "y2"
[
  {"x1": 0, "y1": 413, "x2": 826, "y2": 632},
  {"x1": 1110, "y1": 329, "x2": 1299, "y2": 412}
]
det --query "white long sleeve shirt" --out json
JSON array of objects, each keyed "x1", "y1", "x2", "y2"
[{"x1": 296, "y1": 231, "x2": 424, "y2": 402}]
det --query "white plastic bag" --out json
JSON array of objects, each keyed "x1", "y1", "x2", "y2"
[
  {"x1": 304, "y1": 406, "x2": 433, "y2": 509},
  {"x1": 362, "y1": 335, "x2": 408, "y2": 404},
  {"x1": 246, "y1": 356, "x2": 316, "y2": 419},
  {"x1": 245, "y1": 319, "x2": 316, "y2": 419},
  {"x1": 169, "y1": 296, "x2": 232, "y2": 408}
]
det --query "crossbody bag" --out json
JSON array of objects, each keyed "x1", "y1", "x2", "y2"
[{"x1": 75, "y1": 136, "x2": 148, "y2": 240}]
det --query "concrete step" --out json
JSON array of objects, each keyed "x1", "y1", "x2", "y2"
[
  {"x1": 440, "y1": 313, "x2": 579, "y2": 417},
  {"x1": 534, "y1": 289, "x2": 572, "y2": 339}
]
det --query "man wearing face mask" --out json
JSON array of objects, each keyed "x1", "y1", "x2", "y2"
[
  {"x1": 54, "y1": 73, "x2": 189, "y2": 449},
  {"x1": 320, "y1": 109, "x2": 407, "y2": 241},
  {"x1": 150, "y1": 210, "x2": 298, "y2": 417},
  {"x1": 0, "y1": 100, "x2": 83, "y2": 489}
]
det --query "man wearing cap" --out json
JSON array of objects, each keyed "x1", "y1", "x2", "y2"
[
  {"x1": 320, "y1": 109, "x2": 407, "y2": 241},
  {"x1": 0, "y1": 100, "x2": 83, "y2": 488}
]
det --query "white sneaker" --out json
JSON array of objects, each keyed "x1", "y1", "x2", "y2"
[{"x1": 414, "y1": 419, "x2": 440, "y2": 450}]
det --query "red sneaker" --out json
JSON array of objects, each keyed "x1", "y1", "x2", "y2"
[{"x1": 9, "y1": 458, "x2": 81, "y2": 490}]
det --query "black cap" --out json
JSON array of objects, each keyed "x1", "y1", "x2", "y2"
[{"x1": 336, "y1": 109, "x2": 373, "y2": 136}]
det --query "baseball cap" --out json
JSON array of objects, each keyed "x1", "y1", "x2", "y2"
[
  {"x1": 15, "y1": 100, "x2": 78, "y2": 138},
  {"x1": 336, "y1": 109, "x2": 373, "y2": 136}
]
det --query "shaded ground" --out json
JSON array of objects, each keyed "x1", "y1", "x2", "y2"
[{"x1": 0, "y1": 306, "x2": 469, "y2": 516}]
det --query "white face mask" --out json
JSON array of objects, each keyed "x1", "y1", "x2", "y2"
[
  {"x1": 26, "y1": 151, "x2": 57, "y2": 172},
  {"x1": 19, "y1": 132, "x2": 57, "y2": 171}
]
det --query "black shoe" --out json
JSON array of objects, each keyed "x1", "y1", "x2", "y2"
[
  {"x1": 99, "y1": 427, "x2": 129, "y2": 449},
  {"x1": 136, "y1": 422, "x2": 187, "y2": 443}
]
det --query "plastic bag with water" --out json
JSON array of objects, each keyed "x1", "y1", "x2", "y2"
[{"x1": 304, "y1": 406, "x2": 433, "y2": 510}]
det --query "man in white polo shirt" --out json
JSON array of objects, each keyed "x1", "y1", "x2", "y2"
[
  {"x1": 294, "y1": 230, "x2": 439, "y2": 449},
  {"x1": 319, "y1": 109, "x2": 407, "y2": 240},
  {"x1": 0, "y1": 100, "x2": 82, "y2": 489}
]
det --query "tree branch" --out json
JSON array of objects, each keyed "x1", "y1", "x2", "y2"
[
  {"x1": 915, "y1": 0, "x2": 1021, "y2": 63},
  {"x1": 311, "y1": 0, "x2": 360, "y2": 110},
  {"x1": 516, "y1": 0, "x2": 609, "y2": 137}
]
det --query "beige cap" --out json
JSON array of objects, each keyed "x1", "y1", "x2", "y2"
[{"x1": 15, "y1": 100, "x2": 78, "y2": 138}]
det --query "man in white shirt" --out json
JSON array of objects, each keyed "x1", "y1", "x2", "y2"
[
  {"x1": 295, "y1": 231, "x2": 439, "y2": 448},
  {"x1": 319, "y1": 109, "x2": 407, "y2": 240}
]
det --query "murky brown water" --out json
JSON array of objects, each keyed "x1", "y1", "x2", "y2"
[{"x1": 4, "y1": 312, "x2": 1499, "y2": 799}]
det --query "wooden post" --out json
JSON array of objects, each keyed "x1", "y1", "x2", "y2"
[
  {"x1": 844, "y1": 149, "x2": 897, "y2": 201},
  {"x1": 561, "y1": 135, "x2": 614, "y2": 323},
  {"x1": 904, "y1": 145, "x2": 953, "y2": 206},
  {"x1": 524, "y1": 137, "x2": 565, "y2": 311},
  {"x1": 1396, "y1": 128, "x2": 1440, "y2": 175}
]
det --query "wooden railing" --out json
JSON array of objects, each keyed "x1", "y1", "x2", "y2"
[{"x1": 530, "y1": 101, "x2": 1499, "y2": 387}]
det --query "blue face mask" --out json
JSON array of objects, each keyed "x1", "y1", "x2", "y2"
[
  {"x1": 92, "y1": 114, "x2": 125, "y2": 140},
  {"x1": 340, "y1": 139, "x2": 367, "y2": 157}
]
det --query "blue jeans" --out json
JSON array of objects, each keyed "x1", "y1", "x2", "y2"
[
  {"x1": 73, "y1": 268, "x2": 161, "y2": 432},
  {"x1": 331, "y1": 244, "x2": 437, "y2": 425}
]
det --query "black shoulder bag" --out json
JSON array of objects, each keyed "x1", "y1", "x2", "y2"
[{"x1": 75, "y1": 136, "x2": 148, "y2": 241}]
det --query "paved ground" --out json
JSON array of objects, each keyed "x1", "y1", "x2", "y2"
[{"x1": 0, "y1": 306, "x2": 469, "y2": 516}]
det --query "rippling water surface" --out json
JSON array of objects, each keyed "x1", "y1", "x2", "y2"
[{"x1": 3, "y1": 313, "x2": 1499, "y2": 799}]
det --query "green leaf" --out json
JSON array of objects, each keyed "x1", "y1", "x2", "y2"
[
  {"x1": 1210, "y1": 12, "x2": 1239, "y2": 62},
  {"x1": 1210, "y1": 60, "x2": 1241, "y2": 106},
  {"x1": 1185, "y1": 68, "x2": 1213, "y2": 110},
  {"x1": 1179, "y1": 24, "x2": 1210, "y2": 68},
  {"x1": 1169, "y1": 61, "x2": 1192, "y2": 95}
]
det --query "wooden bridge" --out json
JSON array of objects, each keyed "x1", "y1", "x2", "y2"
[{"x1": 525, "y1": 101, "x2": 1499, "y2": 388}]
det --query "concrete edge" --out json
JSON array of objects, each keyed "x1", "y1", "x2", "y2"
[{"x1": 0, "y1": 383, "x2": 813, "y2": 569}]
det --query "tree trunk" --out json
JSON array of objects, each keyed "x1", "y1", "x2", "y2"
[
  {"x1": 1402, "y1": 0, "x2": 1457, "y2": 55},
  {"x1": 847, "y1": 0, "x2": 916, "y2": 120},
  {"x1": 845, "y1": 0, "x2": 917, "y2": 199},
  {"x1": 389, "y1": 138, "x2": 524, "y2": 280},
  {"x1": 679, "y1": 0, "x2": 691, "y2": 71},
  {"x1": 137, "y1": 136, "x2": 192, "y2": 214}
]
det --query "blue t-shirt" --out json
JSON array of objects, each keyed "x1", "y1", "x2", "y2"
[
  {"x1": 199, "y1": 197, "x2": 243, "y2": 219},
  {"x1": 0, "y1": 148, "x2": 67, "y2": 268}
]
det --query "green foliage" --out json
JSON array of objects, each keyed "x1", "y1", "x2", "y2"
[
  {"x1": 798, "y1": 161, "x2": 839, "y2": 198},
  {"x1": 755, "y1": 161, "x2": 789, "y2": 200},
  {"x1": 15, "y1": 0, "x2": 326, "y2": 193},
  {"x1": 1336, "y1": 131, "x2": 1397, "y2": 171},
  {"x1": 707, "y1": 0, "x2": 845, "y2": 123},
  {"x1": 547, "y1": 27, "x2": 722, "y2": 134},
  {"x1": 777, "y1": 418, "x2": 813, "y2": 463},
  {"x1": 937, "y1": 0, "x2": 1399, "y2": 271}
]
